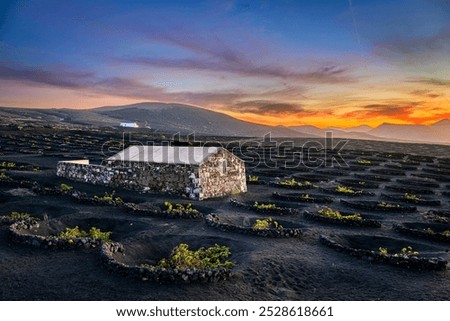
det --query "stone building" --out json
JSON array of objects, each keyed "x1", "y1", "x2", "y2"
[{"x1": 56, "y1": 146, "x2": 247, "y2": 200}]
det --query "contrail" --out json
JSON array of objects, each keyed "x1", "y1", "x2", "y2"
[{"x1": 348, "y1": 0, "x2": 361, "y2": 45}]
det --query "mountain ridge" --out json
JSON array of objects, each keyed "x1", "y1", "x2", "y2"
[{"x1": 0, "y1": 103, "x2": 449, "y2": 144}]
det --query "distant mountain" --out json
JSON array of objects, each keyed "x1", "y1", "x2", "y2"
[
  {"x1": 368, "y1": 121, "x2": 450, "y2": 144},
  {"x1": 289, "y1": 120, "x2": 450, "y2": 144},
  {"x1": 340, "y1": 125, "x2": 373, "y2": 133},
  {"x1": 93, "y1": 102, "x2": 310, "y2": 137},
  {"x1": 1, "y1": 103, "x2": 449, "y2": 144},
  {"x1": 0, "y1": 103, "x2": 312, "y2": 138},
  {"x1": 431, "y1": 119, "x2": 450, "y2": 127},
  {"x1": 288, "y1": 125, "x2": 324, "y2": 137},
  {"x1": 289, "y1": 125, "x2": 379, "y2": 141}
]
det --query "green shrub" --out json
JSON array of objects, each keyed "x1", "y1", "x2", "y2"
[
  {"x1": 141, "y1": 243, "x2": 234, "y2": 270},
  {"x1": 164, "y1": 202, "x2": 198, "y2": 215},
  {"x1": 57, "y1": 226, "x2": 112, "y2": 243},
  {"x1": 248, "y1": 175, "x2": 259, "y2": 182},
  {"x1": 425, "y1": 228, "x2": 450, "y2": 238},
  {"x1": 253, "y1": 202, "x2": 278, "y2": 210},
  {"x1": 404, "y1": 193, "x2": 420, "y2": 201},
  {"x1": 1, "y1": 211, "x2": 39, "y2": 221},
  {"x1": 94, "y1": 191, "x2": 123, "y2": 205},
  {"x1": 400, "y1": 246, "x2": 419, "y2": 256},
  {"x1": 378, "y1": 246, "x2": 419, "y2": 257},
  {"x1": 378, "y1": 202, "x2": 400, "y2": 208},
  {"x1": 318, "y1": 208, "x2": 362, "y2": 221},
  {"x1": 252, "y1": 218, "x2": 283, "y2": 230},
  {"x1": 0, "y1": 170, "x2": 9, "y2": 180},
  {"x1": 378, "y1": 247, "x2": 388, "y2": 255},
  {"x1": 357, "y1": 159, "x2": 372, "y2": 165},
  {"x1": 88, "y1": 227, "x2": 112, "y2": 242},
  {"x1": 59, "y1": 183, "x2": 73, "y2": 191},
  {"x1": 335, "y1": 186, "x2": 362, "y2": 195},
  {"x1": 0, "y1": 161, "x2": 16, "y2": 168},
  {"x1": 279, "y1": 179, "x2": 316, "y2": 187}
]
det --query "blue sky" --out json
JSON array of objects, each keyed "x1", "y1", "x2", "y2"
[{"x1": 0, "y1": 0, "x2": 449, "y2": 127}]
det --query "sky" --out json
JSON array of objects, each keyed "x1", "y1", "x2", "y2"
[{"x1": 0, "y1": 0, "x2": 449, "y2": 128}]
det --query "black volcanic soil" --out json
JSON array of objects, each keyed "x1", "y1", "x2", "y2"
[{"x1": 0, "y1": 126, "x2": 449, "y2": 301}]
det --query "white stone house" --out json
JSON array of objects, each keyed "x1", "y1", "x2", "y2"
[
  {"x1": 119, "y1": 122, "x2": 139, "y2": 128},
  {"x1": 57, "y1": 146, "x2": 247, "y2": 200}
]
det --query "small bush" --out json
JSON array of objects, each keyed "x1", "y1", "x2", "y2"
[
  {"x1": 357, "y1": 159, "x2": 372, "y2": 165},
  {"x1": 378, "y1": 246, "x2": 419, "y2": 257},
  {"x1": 378, "y1": 202, "x2": 400, "y2": 208},
  {"x1": 94, "y1": 191, "x2": 123, "y2": 205},
  {"x1": 59, "y1": 183, "x2": 73, "y2": 191},
  {"x1": 88, "y1": 227, "x2": 112, "y2": 242},
  {"x1": 378, "y1": 247, "x2": 388, "y2": 255},
  {"x1": 404, "y1": 193, "x2": 420, "y2": 201},
  {"x1": 253, "y1": 202, "x2": 278, "y2": 210},
  {"x1": 164, "y1": 202, "x2": 198, "y2": 215},
  {"x1": 0, "y1": 169, "x2": 9, "y2": 180},
  {"x1": 57, "y1": 226, "x2": 112, "y2": 243},
  {"x1": 1, "y1": 211, "x2": 39, "y2": 221},
  {"x1": 248, "y1": 175, "x2": 259, "y2": 182},
  {"x1": 424, "y1": 228, "x2": 450, "y2": 238},
  {"x1": 335, "y1": 186, "x2": 362, "y2": 195},
  {"x1": 318, "y1": 208, "x2": 362, "y2": 221},
  {"x1": 252, "y1": 218, "x2": 283, "y2": 230},
  {"x1": 141, "y1": 243, "x2": 234, "y2": 270},
  {"x1": 279, "y1": 179, "x2": 316, "y2": 187},
  {"x1": 0, "y1": 161, "x2": 16, "y2": 168}
]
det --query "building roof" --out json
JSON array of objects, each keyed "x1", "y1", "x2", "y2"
[{"x1": 107, "y1": 145, "x2": 220, "y2": 165}]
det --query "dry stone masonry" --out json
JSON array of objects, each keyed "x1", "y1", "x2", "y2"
[{"x1": 56, "y1": 146, "x2": 247, "y2": 200}]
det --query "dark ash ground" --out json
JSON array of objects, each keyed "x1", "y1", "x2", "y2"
[{"x1": 0, "y1": 126, "x2": 449, "y2": 300}]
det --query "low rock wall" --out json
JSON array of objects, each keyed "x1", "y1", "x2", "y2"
[
  {"x1": 205, "y1": 214, "x2": 302, "y2": 238},
  {"x1": 319, "y1": 234, "x2": 447, "y2": 271},
  {"x1": 100, "y1": 242, "x2": 232, "y2": 283},
  {"x1": 9, "y1": 221, "x2": 103, "y2": 249}
]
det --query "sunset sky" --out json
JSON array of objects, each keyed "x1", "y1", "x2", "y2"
[{"x1": 0, "y1": 0, "x2": 449, "y2": 128}]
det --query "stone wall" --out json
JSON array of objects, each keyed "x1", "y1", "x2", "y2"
[
  {"x1": 9, "y1": 221, "x2": 103, "y2": 249},
  {"x1": 319, "y1": 234, "x2": 448, "y2": 271},
  {"x1": 57, "y1": 160, "x2": 200, "y2": 198},
  {"x1": 199, "y1": 148, "x2": 247, "y2": 200},
  {"x1": 205, "y1": 214, "x2": 302, "y2": 238},
  {"x1": 101, "y1": 242, "x2": 233, "y2": 283}
]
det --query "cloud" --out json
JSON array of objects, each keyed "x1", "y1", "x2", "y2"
[
  {"x1": 409, "y1": 78, "x2": 450, "y2": 87},
  {"x1": 0, "y1": 63, "x2": 94, "y2": 88},
  {"x1": 121, "y1": 55, "x2": 352, "y2": 84},
  {"x1": 361, "y1": 102, "x2": 421, "y2": 117},
  {"x1": 120, "y1": 24, "x2": 353, "y2": 84},
  {"x1": 230, "y1": 100, "x2": 304, "y2": 115},
  {"x1": 350, "y1": 0, "x2": 450, "y2": 71},
  {"x1": 410, "y1": 89, "x2": 441, "y2": 98},
  {"x1": 0, "y1": 61, "x2": 252, "y2": 106},
  {"x1": 341, "y1": 101, "x2": 435, "y2": 124},
  {"x1": 0, "y1": 61, "x2": 175, "y2": 101},
  {"x1": 170, "y1": 90, "x2": 246, "y2": 106},
  {"x1": 374, "y1": 27, "x2": 450, "y2": 59}
]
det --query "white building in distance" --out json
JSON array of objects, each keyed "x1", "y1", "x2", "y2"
[{"x1": 119, "y1": 122, "x2": 139, "y2": 128}]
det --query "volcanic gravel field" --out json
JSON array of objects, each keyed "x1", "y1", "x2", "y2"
[{"x1": 0, "y1": 127, "x2": 449, "y2": 300}]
